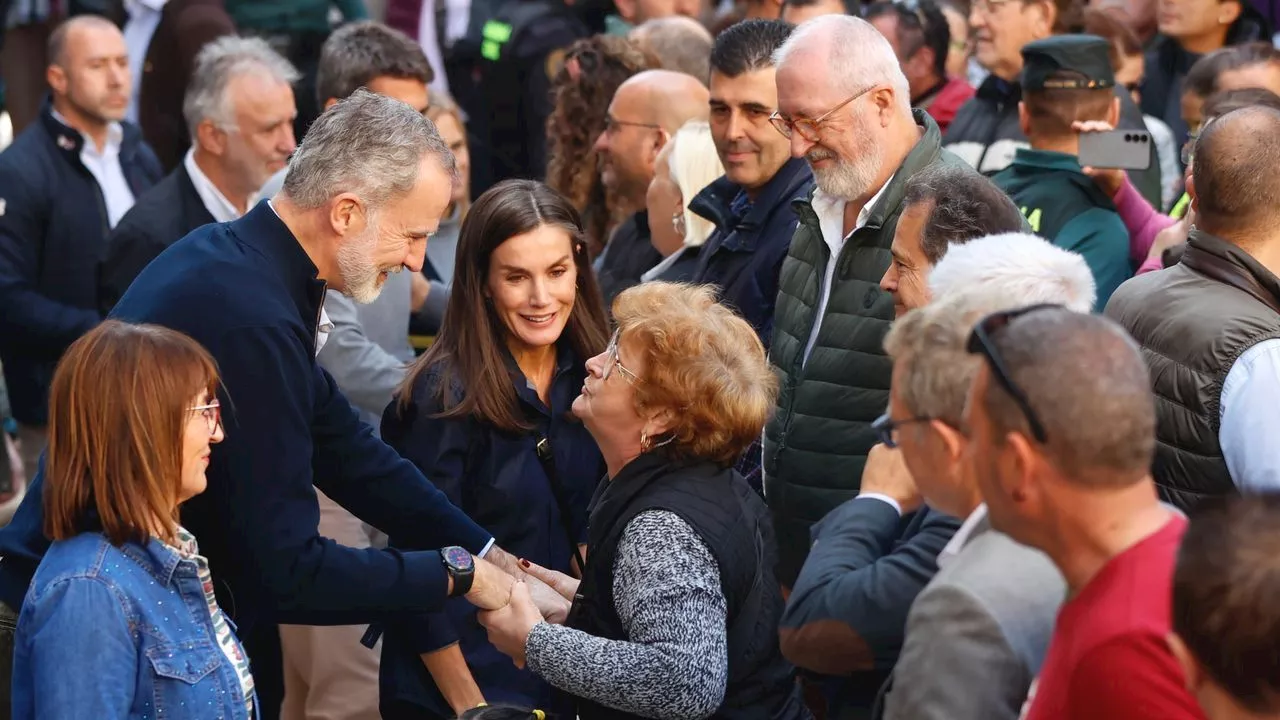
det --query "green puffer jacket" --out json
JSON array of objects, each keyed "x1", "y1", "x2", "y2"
[{"x1": 764, "y1": 110, "x2": 974, "y2": 587}]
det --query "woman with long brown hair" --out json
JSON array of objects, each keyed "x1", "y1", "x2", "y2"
[
  {"x1": 545, "y1": 35, "x2": 656, "y2": 257},
  {"x1": 379, "y1": 179, "x2": 609, "y2": 719},
  {"x1": 11, "y1": 320, "x2": 253, "y2": 719}
]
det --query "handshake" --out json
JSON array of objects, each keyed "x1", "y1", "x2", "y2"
[{"x1": 463, "y1": 550, "x2": 582, "y2": 668}]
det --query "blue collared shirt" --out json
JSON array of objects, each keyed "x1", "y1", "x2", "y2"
[
  {"x1": 13, "y1": 531, "x2": 258, "y2": 719},
  {"x1": 1220, "y1": 338, "x2": 1280, "y2": 491}
]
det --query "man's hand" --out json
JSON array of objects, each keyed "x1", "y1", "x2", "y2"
[
  {"x1": 478, "y1": 580, "x2": 544, "y2": 668},
  {"x1": 859, "y1": 444, "x2": 923, "y2": 514},
  {"x1": 1073, "y1": 120, "x2": 1125, "y2": 199},
  {"x1": 463, "y1": 556, "x2": 514, "y2": 611},
  {"x1": 524, "y1": 573, "x2": 572, "y2": 624}
]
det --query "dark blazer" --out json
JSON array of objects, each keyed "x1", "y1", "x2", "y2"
[
  {"x1": 779, "y1": 497, "x2": 961, "y2": 719},
  {"x1": 0, "y1": 103, "x2": 162, "y2": 426},
  {"x1": 690, "y1": 158, "x2": 812, "y2": 349},
  {"x1": 0, "y1": 202, "x2": 494, "y2": 711},
  {"x1": 379, "y1": 348, "x2": 602, "y2": 717},
  {"x1": 98, "y1": 162, "x2": 216, "y2": 314},
  {"x1": 133, "y1": 0, "x2": 237, "y2": 171}
]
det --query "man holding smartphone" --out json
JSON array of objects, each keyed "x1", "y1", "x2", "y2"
[{"x1": 993, "y1": 34, "x2": 1132, "y2": 309}]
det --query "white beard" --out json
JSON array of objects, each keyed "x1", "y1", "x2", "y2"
[{"x1": 336, "y1": 226, "x2": 387, "y2": 304}]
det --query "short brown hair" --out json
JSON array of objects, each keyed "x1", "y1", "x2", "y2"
[
  {"x1": 1083, "y1": 6, "x2": 1142, "y2": 69},
  {"x1": 976, "y1": 308, "x2": 1155, "y2": 483},
  {"x1": 1023, "y1": 71, "x2": 1115, "y2": 137},
  {"x1": 44, "y1": 320, "x2": 220, "y2": 547},
  {"x1": 901, "y1": 164, "x2": 1026, "y2": 264},
  {"x1": 1174, "y1": 494, "x2": 1280, "y2": 713},
  {"x1": 1193, "y1": 105, "x2": 1280, "y2": 236},
  {"x1": 612, "y1": 283, "x2": 778, "y2": 466}
]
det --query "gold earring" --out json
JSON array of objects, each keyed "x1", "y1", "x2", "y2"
[{"x1": 641, "y1": 431, "x2": 652, "y2": 452}]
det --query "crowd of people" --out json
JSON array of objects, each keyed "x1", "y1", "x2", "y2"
[{"x1": 0, "y1": 0, "x2": 1278, "y2": 719}]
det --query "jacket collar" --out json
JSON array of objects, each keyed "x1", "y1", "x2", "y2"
[
  {"x1": 1182, "y1": 229, "x2": 1280, "y2": 314},
  {"x1": 502, "y1": 342, "x2": 581, "y2": 418},
  {"x1": 791, "y1": 110, "x2": 943, "y2": 231},
  {"x1": 229, "y1": 201, "x2": 329, "y2": 337},
  {"x1": 39, "y1": 98, "x2": 146, "y2": 167},
  {"x1": 690, "y1": 158, "x2": 812, "y2": 253},
  {"x1": 118, "y1": 536, "x2": 185, "y2": 587},
  {"x1": 975, "y1": 73, "x2": 1021, "y2": 105},
  {"x1": 1010, "y1": 147, "x2": 1085, "y2": 174}
]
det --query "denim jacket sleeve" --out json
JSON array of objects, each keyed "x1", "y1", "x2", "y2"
[{"x1": 18, "y1": 576, "x2": 136, "y2": 718}]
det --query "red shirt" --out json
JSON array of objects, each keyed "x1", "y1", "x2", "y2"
[{"x1": 1022, "y1": 516, "x2": 1205, "y2": 720}]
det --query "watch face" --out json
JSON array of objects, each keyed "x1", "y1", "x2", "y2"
[{"x1": 442, "y1": 546, "x2": 473, "y2": 571}]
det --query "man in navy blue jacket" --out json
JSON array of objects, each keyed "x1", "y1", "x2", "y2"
[
  {"x1": 691, "y1": 19, "x2": 813, "y2": 350},
  {"x1": 0, "y1": 16, "x2": 162, "y2": 481},
  {"x1": 0, "y1": 90, "x2": 549, "y2": 719}
]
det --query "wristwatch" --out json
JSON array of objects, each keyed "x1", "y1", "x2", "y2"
[{"x1": 441, "y1": 546, "x2": 475, "y2": 598}]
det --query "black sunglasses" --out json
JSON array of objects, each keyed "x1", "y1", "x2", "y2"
[
  {"x1": 872, "y1": 412, "x2": 934, "y2": 449},
  {"x1": 965, "y1": 304, "x2": 1058, "y2": 444}
]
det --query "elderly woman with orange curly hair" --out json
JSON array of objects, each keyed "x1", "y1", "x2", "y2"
[{"x1": 479, "y1": 282, "x2": 810, "y2": 720}]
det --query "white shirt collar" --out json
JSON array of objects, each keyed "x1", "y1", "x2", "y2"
[
  {"x1": 51, "y1": 108, "x2": 123, "y2": 156},
  {"x1": 125, "y1": 0, "x2": 169, "y2": 12},
  {"x1": 938, "y1": 504, "x2": 989, "y2": 569},
  {"x1": 809, "y1": 173, "x2": 896, "y2": 238},
  {"x1": 184, "y1": 148, "x2": 255, "y2": 224}
]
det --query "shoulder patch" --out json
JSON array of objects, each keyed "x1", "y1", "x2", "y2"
[{"x1": 546, "y1": 47, "x2": 567, "y2": 81}]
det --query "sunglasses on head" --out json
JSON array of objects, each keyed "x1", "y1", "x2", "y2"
[{"x1": 965, "y1": 304, "x2": 1059, "y2": 444}]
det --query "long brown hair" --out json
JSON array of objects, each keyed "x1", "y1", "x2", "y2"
[
  {"x1": 545, "y1": 36, "x2": 657, "y2": 255},
  {"x1": 397, "y1": 179, "x2": 609, "y2": 432},
  {"x1": 44, "y1": 320, "x2": 220, "y2": 547}
]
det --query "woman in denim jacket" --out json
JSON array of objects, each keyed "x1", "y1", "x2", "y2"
[{"x1": 11, "y1": 320, "x2": 255, "y2": 719}]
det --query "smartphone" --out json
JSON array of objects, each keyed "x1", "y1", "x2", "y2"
[{"x1": 1078, "y1": 129, "x2": 1153, "y2": 171}]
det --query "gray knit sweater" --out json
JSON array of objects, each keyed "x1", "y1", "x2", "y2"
[{"x1": 525, "y1": 510, "x2": 730, "y2": 720}]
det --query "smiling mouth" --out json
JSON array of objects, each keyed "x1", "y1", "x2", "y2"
[{"x1": 522, "y1": 312, "x2": 556, "y2": 325}]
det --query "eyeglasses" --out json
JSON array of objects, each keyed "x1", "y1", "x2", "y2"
[
  {"x1": 965, "y1": 305, "x2": 1057, "y2": 443},
  {"x1": 872, "y1": 412, "x2": 935, "y2": 449},
  {"x1": 190, "y1": 400, "x2": 222, "y2": 435},
  {"x1": 602, "y1": 331, "x2": 641, "y2": 384},
  {"x1": 602, "y1": 116, "x2": 662, "y2": 135},
  {"x1": 769, "y1": 85, "x2": 876, "y2": 142}
]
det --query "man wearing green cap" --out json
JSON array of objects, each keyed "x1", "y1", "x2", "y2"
[{"x1": 993, "y1": 34, "x2": 1132, "y2": 309}]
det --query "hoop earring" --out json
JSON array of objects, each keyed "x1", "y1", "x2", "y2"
[{"x1": 641, "y1": 431, "x2": 652, "y2": 453}]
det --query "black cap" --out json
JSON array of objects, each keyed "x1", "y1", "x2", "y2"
[{"x1": 1021, "y1": 34, "x2": 1116, "y2": 91}]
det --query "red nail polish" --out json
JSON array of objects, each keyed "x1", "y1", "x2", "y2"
[{"x1": 519, "y1": 558, "x2": 531, "y2": 569}]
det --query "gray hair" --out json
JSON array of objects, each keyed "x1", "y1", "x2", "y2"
[
  {"x1": 183, "y1": 36, "x2": 300, "y2": 139},
  {"x1": 928, "y1": 233, "x2": 1097, "y2": 313},
  {"x1": 978, "y1": 309, "x2": 1156, "y2": 485},
  {"x1": 631, "y1": 17, "x2": 714, "y2": 86},
  {"x1": 902, "y1": 165, "x2": 1028, "y2": 265},
  {"x1": 281, "y1": 88, "x2": 457, "y2": 211},
  {"x1": 315, "y1": 21, "x2": 431, "y2": 106},
  {"x1": 773, "y1": 14, "x2": 910, "y2": 112},
  {"x1": 884, "y1": 240, "x2": 1093, "y2": 426}
]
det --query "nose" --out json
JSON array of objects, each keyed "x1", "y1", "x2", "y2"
[
  {"x1": 211, "y1": 423, "x2": 225, "y2": 444},
  {"x1": 280, "y1": 125, "x2": 298, "y2": 155},
  {"x1": 592, "y1": 131, "x2": 609, "y2": 154},
  {"x1": 529, "y1": 276, "x2": 551, "y2": 307},
  {"x1": 969, "y1": 7, "x2": 986, "y2": 28},
  {"x1": 585, "y1": 349, "x2": 610, "y2": 379},
  {"x1": 880, "y1": 263, "x2": 898, "y2": 293},
  {"x1": 404, "y1": 240, "x2": 426, "y2": 273},
  {"x1": 725, "y1": 112, "x2": 747, "y2": 142},
  {"x1": 789, "y1": 132, "x2": 814, "y2": 159}
]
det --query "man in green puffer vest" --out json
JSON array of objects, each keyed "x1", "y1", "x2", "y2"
[{"x1": 765, "y1": 14, "x2": 982, "y2": 589}]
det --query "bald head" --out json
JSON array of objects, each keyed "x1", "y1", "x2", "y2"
[
  {"x1": 773, "y1": 14, "x2": 908, "y2": 104},
  {"x1": 1192, "y1": 106, "x2": 1280, "y2": 240},
  {"x1": 48, "y1": 14, "x2": 122, "y2": 68},
  {"x1": 977, "y1": 308, "x2": 1155, "y2": 484},
  {"x1": 617, "y1": 69, "x2": 711, "y2": 133},
  {"x1": 630, "y1": 17, "x2": 714, "y2": 85}
]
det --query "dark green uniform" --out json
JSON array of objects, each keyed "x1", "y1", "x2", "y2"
[
  {"x1": 994, "y1": 148, "x2": 1131, "y2": 308},
  {"x1": 992, "y1": 34, "x2": 1134, "y2": 309}
]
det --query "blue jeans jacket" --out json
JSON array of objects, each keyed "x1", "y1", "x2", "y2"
[{"x1": 12, "y1": 531, "x2": 257, "y2": 719}]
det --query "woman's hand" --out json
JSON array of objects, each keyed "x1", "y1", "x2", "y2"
[
  {"x1": 477, "y1": 580, "x2": 544, "y2": 669},
  {"x1": 1073, "y1": 120, "x2": 1125, "y2": 199},
  {"x1": 520, "y1": 558, "x2": 580, "y2": 602}
]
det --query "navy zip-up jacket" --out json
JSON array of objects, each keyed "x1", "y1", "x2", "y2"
[
  {"x1": 0, "y1": 202, "x2": 493, "y2": 634},
  {"x1": 689, "y1": 158, "x2": 812, "y2": 349},
  {"x1": 0, "y1": 102, "x2": 162, "y2": 425},
  {"x1": 379, "y1": 348, "x2": 602, "y2": 716}
]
